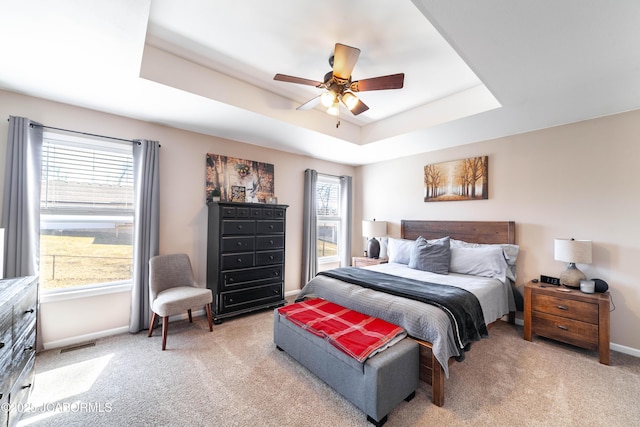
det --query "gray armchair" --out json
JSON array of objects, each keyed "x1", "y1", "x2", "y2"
[{"x1": 147, "y1": 253, "x2": 213, "y2": 350}]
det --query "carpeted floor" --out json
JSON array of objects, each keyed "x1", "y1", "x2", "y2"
[{"x1": 19, "y1": 308, "x2": 640, "y2": 427}]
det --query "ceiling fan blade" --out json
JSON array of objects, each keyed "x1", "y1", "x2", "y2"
[
  {"x1": 332, "y1": 43, "x2": 361, "y2": 80},
  {"x1": 296, "y1": 96, "x2": 321, "y2": 111},
  {"x1": 350, "y1": 73, "x2": 405, "y2": 92},
  {"x1": 348, "y1": 98, "x2": 369, "y2": 116},
  {"x1": 274, "y1": 74, "x2": 324, "y2": 87}
]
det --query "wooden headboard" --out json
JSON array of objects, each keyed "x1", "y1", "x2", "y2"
[{"x1": 401, "y1": 220, "x2": 516, "y2": 245}]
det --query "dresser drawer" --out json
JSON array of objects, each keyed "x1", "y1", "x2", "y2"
[
  {"x1": 256, "y1": 221, "x2": 284, "y2": 234},
  {"x1": 221, "y1": 253, "x2": 255, "y2": 270},
  {"x1": 532, "y1": 293, "x2": 598, "y2": 324},
  {"x1": 13, "y1": 285, "x2": 37, "y2": 340},
  {"x1": 222, "y1": 220, "x2": 256, "y2": 235},
  {"x1": 256, "y1": 250, "x2": 284, "y2": 266},
  {"x1": 7, "y1": 354, "x2": 35, "y2": 427},
  {"x1": 221, "y1": 206, "x2": 251, "y2": 218},
  {"x1": 0, "y1": 309, "x2": 12, "y2": 364},
  {"x1": 220, "y1": 283, "x2": 283, "y2": 313},
  {"x1": 222, "y1": 265, "x2": 282, "y2": 290},
  {"x1": 221, "y1": 236, "x2": 255, "y2": 253},
  {"x1": 256, "y1": 235, "x2": 284, "y2": 250},
  {"x1": 12, "y1": 328, "x2": 36, "y2": 385},
  {"x1": 532, "y1": 311, "x2": 598, "y2": 350}
]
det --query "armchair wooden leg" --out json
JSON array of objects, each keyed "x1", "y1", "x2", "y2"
[
  {"x1": 205, "y1": 303, "x2": 213, "y2": 332},
  {"x1": 188, "y1": 309, "x2": 193, "y2": 323},
  {"x1": 162, "y1": 316, "x2": 169, "y2": 351},
  {"x1": 148, "y1": 312, "x2": 157, "y2": 337}
]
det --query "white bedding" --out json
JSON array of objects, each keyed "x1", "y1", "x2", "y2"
[{"x1": 296, "y1": 262, "x2": 514, "y2": 377}]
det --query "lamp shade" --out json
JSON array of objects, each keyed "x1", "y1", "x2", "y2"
[
  {"x1": 554, "y1": 238, "x2": 592, "y2": 264},
  {"x1": 362, "y1": 220, "x2": 387, "y2": 238}
]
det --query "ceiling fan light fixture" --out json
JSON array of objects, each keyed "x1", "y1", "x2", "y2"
[
  {"x1": 320, "y1": 91, "x2": 336, "y2": 108},
  {"x1": 341, "y1": 91, "x2": 359, "y2": 111},
  {"x1": 327, "y1": 100, "x2": 340, "y2": 116}
]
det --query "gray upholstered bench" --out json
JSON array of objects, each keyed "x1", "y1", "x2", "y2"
[{"x1": 273, "y1": 309, "x2": 419, "y2": 426}]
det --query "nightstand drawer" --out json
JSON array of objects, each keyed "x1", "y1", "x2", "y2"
[
  {"x1": 532, "y1": 311, "x2": 598, "y2": 350},
  {"x1": 532, "y1": 293, "x2": 598, "y2": 324}
]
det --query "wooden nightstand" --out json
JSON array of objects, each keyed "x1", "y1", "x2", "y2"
[
  {"x1": 524, "y1": 280, "x2": 610, "y2": 364},
  {"x1": 351, "y1": 257, "x2": 388, "y2": 268}
]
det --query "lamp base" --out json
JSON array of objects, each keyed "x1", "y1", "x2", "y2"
[
  {"x1": 367, "y1": 237, "x2": 380, "y2": 259},
  {"x1": 559, "y1": 263, "x2": 586, "y2": 288}
]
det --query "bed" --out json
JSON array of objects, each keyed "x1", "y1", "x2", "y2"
[{"x1": 295, "y1": 220, "x2": 517, "y2": 407}]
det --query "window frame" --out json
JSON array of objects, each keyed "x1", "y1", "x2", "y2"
[
  {"x1": 316, "y1": 174, "x2": 342, "y2": 265},
  {"x1": 39, "y1": 131, "x2": 135, "y2": 294}
]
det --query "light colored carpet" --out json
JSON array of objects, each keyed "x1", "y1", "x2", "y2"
[{"x1": 19, "y1": 307, "x2": 640, "y2": 427}]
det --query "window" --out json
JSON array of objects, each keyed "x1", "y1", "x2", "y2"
[
  {"x1": 316, "y1": 174, "x2": 341, "y2": 264},
  {"x1": 39, "y1": 132, "x2": 134, "y2": 291}
]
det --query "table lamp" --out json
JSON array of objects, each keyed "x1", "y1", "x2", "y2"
[
  {"x1": 362, "y1": 220, "x2": 387, "y2": 259},
  {"x1": 554, "y1": 238, "x2": 592, "y2": 288}
]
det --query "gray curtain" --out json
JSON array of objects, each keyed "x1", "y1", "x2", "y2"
[
  {"x1": 339, "y1": 175, "x2": 352, "y2": 267},
  {"x1": 301, "y1": 169, "x2": 318, "y2": 285},
  {"x1": 1, "y1": 116, "x2": 43, "y2": 278},
  {"x1": 129, "y1": 139, "x2": 160, "y2": 333}
]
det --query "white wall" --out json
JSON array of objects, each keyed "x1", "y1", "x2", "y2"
[
  {"x1": 356, "y1": 109, "x2": 640, "y2": 353},
  {"x1": 0, "y1": 89, "x2": 355, "y2": 348}
]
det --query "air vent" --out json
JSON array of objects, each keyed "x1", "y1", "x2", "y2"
[{"x1": 60, "y1": 341, "x2": 96, "y2": 353}]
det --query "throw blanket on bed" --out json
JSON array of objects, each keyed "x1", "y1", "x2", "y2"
[
  {"x1": 316, "y1": 267, "x2": 487, "y2": 351},
  {"x1": 278, "y1": 298, "x2": 407, "y2": 362}
]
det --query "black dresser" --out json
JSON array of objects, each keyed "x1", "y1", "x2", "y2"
[
  {"x1": 0, "y1": 276, "x2": 38, "y2": 427},
  {"x1": 207, "y1": 202, "x2": 287, "y2": 323}
]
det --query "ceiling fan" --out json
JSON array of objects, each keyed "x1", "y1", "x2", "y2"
[{"x1": 274, "y1": 43, "x2": 404, "y2": 119}]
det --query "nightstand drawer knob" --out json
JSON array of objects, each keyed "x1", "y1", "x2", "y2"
[
  {"x1": 557, "y1": 325, "x2": 569, "y2": 331},
  {"x1": 556, "y1": 305, "x2": 568, "y2": 310}
]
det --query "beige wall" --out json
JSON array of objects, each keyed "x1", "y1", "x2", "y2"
[
  {"x1": 2, "y1": 88, "x2": 638, "y2": 355},
  {"x1": 0, "y1": 89, "x2": 355, "y2": 348},
  {"x1": 356, "y1": 109, "x2": 640, "y2": 353}
]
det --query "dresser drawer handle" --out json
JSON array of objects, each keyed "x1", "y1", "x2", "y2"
[
  {"x1": 237, "y1": 258, "x2": 243, "y2": 263},
  {"x1": 556, "y1": 305, "x2": 568, "y2": 310},
  {"x1": 557, "y1": 325, "x2": 569, "y2": 331},
  {"x1": 24, "y1": 345, "x2": 34, "y2": 352},
  {"x1": 25, "y1": 308, "x2": 35, "y2": 314},
  {"x1": 237, "y1": 241, "x2": 243, "y2": 246},
  {"x1": 237, "y1": 225, "x2": 243, "y2": 230},
  {"x1": 228, "y1": 278, "x2": 235, "y2": 283},
  {"x1": 21, "y1": 383, "x2": 32, "y2": 390},
  {"x1": 268, "y1": 224, "x2": 274, "y2": 229},
  {"x1": 269, "y1": 255, "x2": 274, "y2": 260},
  {"x1": 269, "y1": 240, "x2": 274, "y2": 245},
  {"x1": 273, "y1": 289, "x2": 279, "y2": 294},
  {"x1": 0, "y1": 342, "x2": 4, "y2": 349}
]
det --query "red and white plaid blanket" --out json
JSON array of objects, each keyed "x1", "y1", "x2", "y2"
[{"x1": 277, "y1": 298, "x2": 406, "y2": 362}]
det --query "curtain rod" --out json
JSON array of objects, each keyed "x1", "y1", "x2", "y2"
[{"x1": 29, "y1": 123, "x2": 140, "y2": 145}]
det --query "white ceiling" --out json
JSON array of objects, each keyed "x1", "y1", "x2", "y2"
[{"x1": 1, "y1": 0, "x2": 639, "y2": 166}]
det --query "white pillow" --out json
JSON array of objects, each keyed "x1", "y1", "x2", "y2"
[
  {"x1": 387, "y1": 238, "x2": 414, "y2": 264},
  {"x1": 449, "y1": 246, "x2": 509, "y2": 283},
  {"x1": 450, "y1": 238, "x2": 519, "y2": 282}
]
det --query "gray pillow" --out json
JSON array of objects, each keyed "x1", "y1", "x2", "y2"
[{"x1": 408, "y1": 236, "x2": 450, "y2": 274}]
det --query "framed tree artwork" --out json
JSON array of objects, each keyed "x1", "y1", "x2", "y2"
[{"x1": 424, "y1": 156, "x2": 488, "y2": 202}]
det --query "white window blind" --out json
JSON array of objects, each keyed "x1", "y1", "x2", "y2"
[{"x1": 41, "y1": 136, "x2": 134, "y2": 215}]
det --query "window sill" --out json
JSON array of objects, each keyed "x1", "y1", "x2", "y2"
[{"x1": 40, "y1": 282, "x2": 132, "y2": 303}]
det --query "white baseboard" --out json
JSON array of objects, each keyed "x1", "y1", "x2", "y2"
[
  {"x1": 43, "y1": 326, "x2": 130, "y2": 351},
  {"x1": 611, "y1": 342, "x2": 640, "y2": 358}
]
